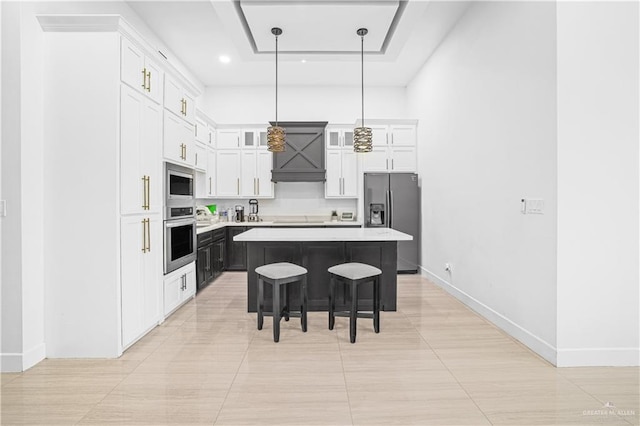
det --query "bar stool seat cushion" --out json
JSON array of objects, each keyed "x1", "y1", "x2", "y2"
[
  {"x1": 328, "y1": 262, "x2": 382, "y2": 281},
  {"x1": 256, "y1": 262, "x2": 307, "y2": 280}
]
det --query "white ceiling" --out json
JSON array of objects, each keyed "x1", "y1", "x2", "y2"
[{"x1": 126, "y1": 0, "x2": 471, "y2": 87}]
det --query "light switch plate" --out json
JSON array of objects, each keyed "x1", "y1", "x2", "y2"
[{"x1": 521, "y1": 198, "x2": 544, "y2": 214}]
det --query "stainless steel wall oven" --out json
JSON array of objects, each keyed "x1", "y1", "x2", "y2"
[{"x1": 164, "y1": 163, "x2": 196, "y2": 274}]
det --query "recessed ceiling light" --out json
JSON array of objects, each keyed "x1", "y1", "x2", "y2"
[
  {"x1": 219, "y1": 55, "x2": 231, "y2": 64},
  {"x1": 301, "y1": 59, "x2": 307, "y2": 63}
]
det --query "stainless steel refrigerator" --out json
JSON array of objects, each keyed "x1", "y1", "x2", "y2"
[{"x1": 364, "y1": 173, "x2": 419, "y2": 273}]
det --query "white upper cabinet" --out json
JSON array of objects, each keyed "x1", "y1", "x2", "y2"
[
  {"x1": 371, "y1": 125, "x2": 390, "y2": 147},
  {"x1": 216, "y1": 129, "x2": 242, "y2": 149},
  {"x1": 216, "y1": 150, "x2": 241, "y2": 197},
  {"x1": 120, "y1": 85, "x2": 162, "y2": 215},
  {"x1": 361, "y1": 123, "x2": 418, "y2": 172},
  {"x1": 326, "y1": 127, "x2": 355, "y2": 149},
  {"x1": 164, "y1": 75, "x2": 195, "y2": 124},
  {"x1": 206, "y1": 150, "x2": 216, "y2": 197},
  {"x1": 194, "y1": 143, "x2": 206, "y2": 172},
  {"x1": 389, "y1": 125, "x2": 416, "y2": 146},
  {"x1": 120, "y1": 37, "x2": 162, "y2": 104},
  {"x1": 163, "y1": 110, "x2": 195, "y2": 167},
  {"x1": 195, "y1": 117, "x2": 209, "y2": 145},
  {"x1": 241, "y1": 129, "x2": 269, "y2": 149},
  {"x1": 325, "y1": 127, "x2": 358, "y2": 198},
  {"x1": 389, "y1": 147, "x2": 417, "y2": 172},
  {"x1": 240, "y1": 150, "x2": 273, "y2": 198}
]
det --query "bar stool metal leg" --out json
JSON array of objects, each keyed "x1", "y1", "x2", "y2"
[
  {"x1": 373, "y1": 276, "x2": 380, "y2": 333},
  {"x1": 257, "y1": 277, "x2": 264, "y2": 330},
  {"x1": 284, "y1": 282, "x2": 290, "y2": 322},
  {"x1": 301, "y1": 275, "x2": 308, "y2": 332},
  {"x1": 350, "y1": 280, "x2": 358, "y2": 344},
  {"x1": 273, "y1": 279, "x2": 281, "y2": 342},
  {"x1": 329, "y1": 275, "x2": 336, "y2": 330}
]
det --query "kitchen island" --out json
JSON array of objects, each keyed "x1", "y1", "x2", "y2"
[{"x1": 234, "y1": 228, "x2": 412, "y2": 312}]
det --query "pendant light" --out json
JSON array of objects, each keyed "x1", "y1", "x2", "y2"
[
  {"x1": 267, "y1": 27, "x2": 286, "y2": 152},
  {"x1": 353, "y1": 28, "x2": 372, "y2": 153}
]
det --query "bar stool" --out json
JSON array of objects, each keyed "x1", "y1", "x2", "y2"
[
  {"x1": 256, "y1": 262, "x2": 308, "y2": 342},
  {"x1": 328, "y1": 262, "x2": 382, "y2": 343}
]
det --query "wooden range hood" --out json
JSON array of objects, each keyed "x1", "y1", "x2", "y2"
[{"x1": 270, "y1": 121, "x2": 327, "y2": 182}]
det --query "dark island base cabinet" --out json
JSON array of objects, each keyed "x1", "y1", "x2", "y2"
[
  {"x1": 246, "y1": 241, "x2": 397, "y2": 312},
  {"x1": 226, "y1": 227, "x2": 247, "y2": 271}
]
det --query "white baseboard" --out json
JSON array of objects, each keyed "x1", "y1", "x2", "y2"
[
  {"x1": 557, "y1": 348, "x2": 640, "y2": 367},
  {"x1": 1, "y1": 343, "x2": 46, "y2": 372},
  {"x1": 23, "y1": 342, "x2": 46, "y2": 370},
  {"x1": 0, "y1": 353, "x2": 24, "y2": 372},
  {"x1": 419, "y1": 266, "x2": 558, "y2": 366}
]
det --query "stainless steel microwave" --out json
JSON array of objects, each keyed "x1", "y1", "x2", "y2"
[{"x1": 165, "y1": 163, "x2": 194, "y2": 215}]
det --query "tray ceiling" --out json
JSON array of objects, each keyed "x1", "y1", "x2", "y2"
[{"x1": 239, "y1": 1, "x2": 402, "y2": 54}]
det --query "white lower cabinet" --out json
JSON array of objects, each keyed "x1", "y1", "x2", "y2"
[
  {"x1": 325, "y1": 150, "x2": 357, "y2": 198},
  {"x1": 164, "y1": 262, "x2": 196, "y2": 316},
  {"x1": 120, "y1": 215, "x2": 162, "y2": 348}
]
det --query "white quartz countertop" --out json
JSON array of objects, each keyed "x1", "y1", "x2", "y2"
[
  {"x1": 233, "y1": 227, "x2": 412, "y2": 242},
  {"x1": 196, "y1": 220, "x2": 363, "y2": 235}
]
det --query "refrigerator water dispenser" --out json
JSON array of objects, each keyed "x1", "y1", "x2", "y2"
[{"x1": 369, "y1": 203, "x2": 385, "y2": 226}]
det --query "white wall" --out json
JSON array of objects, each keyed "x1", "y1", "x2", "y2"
[
  {"x1": 200, "y1": 85, "x2": 406, "y2": 215},
  {"x1": 202, "y1": 85, "x2": 407, "y2": 125},
  {"x1": 556, "y1": 1, "x2": 639, "y2": 367},
  {"x1": 407, "y1": 1, "x2": 559, "y2": 363}
]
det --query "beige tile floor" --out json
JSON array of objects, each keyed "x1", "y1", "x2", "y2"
[{"x1": 2, "y1": 272, "x2": 638, "y2": 425}]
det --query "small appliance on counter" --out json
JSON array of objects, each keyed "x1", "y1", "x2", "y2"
[
  {"x1": 248, "y1": 199, "x2": 260, "y2": 222},
  {"x1": 340, "y1": 211, "x2": 356, "y2": 221},
  {"x1": 235, "y1": 205, "x2": 245, "y2": 222}
]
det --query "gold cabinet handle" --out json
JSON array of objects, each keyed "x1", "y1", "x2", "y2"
[
  {"x1": 257, "y1": 178, "x2": 260, "y2": 195},
  {"x1": 183, "y1": 144, "x2": 187, "y2": 161},
  {"x1": 141, "y1": 68, "x2": 147, "y2": 89},
  {"x1": 386, "y1": 159, "x2": 389, "y2": 170},
  {"x1": 253, "y1": 178, "x2": 256, "y2": 195},
  {"x1": 209, "y1": 177, "x2": 212, "y2": 194},
  {"x1": 392, "y1": 159, "x2": 394, "y2": 170},
  {"x1": 195, "y1": 152, "x2": 198, "y2": 165},
  {"x1": 141, "y1": 175, "x2": 150, "y2": 210},
  {"x1": 141, "y1": 218, "x2": 147, "y2": 253},
  {"x1": 146, "y1": 71, "x2": 151, "y2": 92},
  {"x1": 237, "y1": 178, "x2": 240, "y2": 195},
  {"x1": 141, "y1": 176, "x2": 146, "y2": 209},
  {"x1": 183, "y1": 99, "x2": 187, "y2": 116}
]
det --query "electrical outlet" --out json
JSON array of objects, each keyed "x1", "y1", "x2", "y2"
[
  {"x1": 444, "y1": 263, "x2": 451, "y2": 272},
  {"x1": 521, "y1": 198, "x2": 544, "y2": 214}
]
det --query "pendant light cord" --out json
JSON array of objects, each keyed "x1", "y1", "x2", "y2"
[
  {"x1": 275, "y1": 33, "x2": 279, "y2": 127},
  {"x1": 361, "y1": 34, "x2": 364, "y2": 127}
]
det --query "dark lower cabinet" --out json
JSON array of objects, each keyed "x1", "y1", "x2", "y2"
[
  {"x1": 226, "y1": 226, "x2": 247, "y2": 271},
  {"x1": 212, "y1": 239, "x2": 225, "y2": 280},
  {"x1": 196, "y1": 228, "x2": 226, "y2": 292}
]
